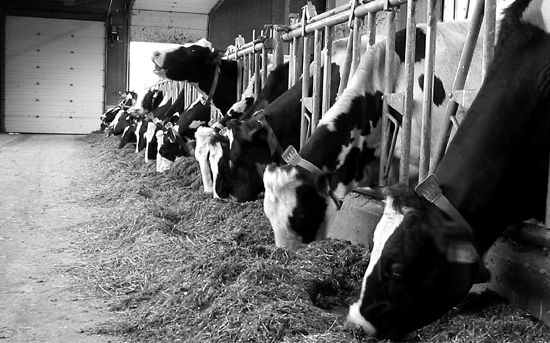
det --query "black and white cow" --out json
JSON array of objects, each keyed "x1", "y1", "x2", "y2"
[
  {"x1": 151, "y1": 38, "x2": 238, "y2": 114},
  {"x1": 347, "y1": 0, "x2": 550, "y2": 339},
  {"x1": 262, "y1": 21, "x2": 483, "y2": 251},
  {"x1": 194, "y1": 126, "x2": 230, "y2": 196},
  {"x1": 218, "y1": 35, "x2": 378, "y2": 202},
  {"x1": 194, "y1": 61, "x2": 291, "y2": 196},
  {"x1": 100, "y1": 90, "x2": 137, "y2": 131},
  {"x1": 156, "y1": 95, "x2": 222, "y2": 172}
]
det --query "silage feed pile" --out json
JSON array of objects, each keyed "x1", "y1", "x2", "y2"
[{"x1": 72, "y1": 132, "x2": 550, "y2": 343}]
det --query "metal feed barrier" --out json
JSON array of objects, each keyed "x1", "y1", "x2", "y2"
[{"x1": 225, "y1": 0, "x2": 550, "y2": 327}]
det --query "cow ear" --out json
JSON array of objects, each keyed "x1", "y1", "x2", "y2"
[{"x1": 246, "y1": 125, "x2": 265, "y2": 143}]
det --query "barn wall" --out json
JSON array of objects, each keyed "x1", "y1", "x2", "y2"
[
  {"x1": 209, "y1": 0, "x2": 326, "y2": 50},
  {"x1": 130, "y1": 10, "x2": 208, "y2": 44}
]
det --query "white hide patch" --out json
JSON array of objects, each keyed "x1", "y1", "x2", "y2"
[
  {"x1": 156, "y1": 130, "x2": 173, "y2": 173},
  {"x1": 207, "y1": 138, "x2": 225, "y2": 199},
  {"x1": 195, "y1": 127, "x2": 215, "y2": 193},
  {"x1": 144, "y1": 122, "x2": 157, "y2": 164},
  {"x1": 189, "y1": 120, "x2": 206, "y2": 129},
  {"x1": 347, "y1": 198, "x2": 406, "y2": 335},
  {"x1": 263, "y1": 166, "x2": 305, "y2": 251},
  {"x1": 135, "y1": 120, "x2": 143, "y2": 154},
  {"x1": 521, "y1": 0, "x2": 550, "y2": 33},
  {"x1": 317, "y1": 42, "x2": 390, "y2": 133}
]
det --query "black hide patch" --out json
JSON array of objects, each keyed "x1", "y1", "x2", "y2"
[
  {"x1": 418, "y1": 74, "x2": 446, "y2": 106},
  {"x1": 290, "y1": 174, "x2": 329, "y2": 244},
  {"x1": 394, "y1": 28, "x2": 427, "y2": 63}
]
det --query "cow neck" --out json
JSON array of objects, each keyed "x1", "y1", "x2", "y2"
[
  {"x1": 252, "y1": 110, "x2": 283, "y2": 156},
  {"x1": 432, "y1": 25, "x2": 550, "y2": 255},
  {"x1": 282, "y1": 146, "x2": 343, "y2": 210},
  {"x1": 205, "y1": 62, "x2": 220, "y2": 107}
]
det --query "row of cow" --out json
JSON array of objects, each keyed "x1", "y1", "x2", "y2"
[{"x1": 99, "y1": 0, "x2": 550, "y2": 339}]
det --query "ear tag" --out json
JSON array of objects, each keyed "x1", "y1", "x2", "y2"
[
  {"x1": 219, "y1": 127, "x2": 229, "y2": 136},
  {"x1": 208, "y1": 118, "x2": 216, "y2": 126},
  {"x1": 282, "y1": 146, "x2": 300, "y2": 166},
  {"x1": 447, "y1": 242, "x2": 478, "y2": 264},
  {"x1": 282, "y1": 146, "x2": 323, "y2": 175},
  {"x1": 415, "y1": 174, "x2": 442, "y2": 202}
]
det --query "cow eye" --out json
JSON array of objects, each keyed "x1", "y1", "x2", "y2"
[{"x1": 387, "y1": 262, "x2": 406, "y2": 281}]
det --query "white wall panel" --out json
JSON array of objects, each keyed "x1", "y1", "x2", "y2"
[{"x1": 4, "y1": 16, "x2": 105, "y2": 134}]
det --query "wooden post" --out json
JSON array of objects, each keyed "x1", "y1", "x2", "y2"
[
  {"x1": 430, "y1": 0, "x2": 484, "y2": 173},
  {"x1": 418, "y1": 0, "x2": 439, "y2": 182},
  {"x1": 399, "y1": 0, "x2": 416, "y2": 184},
  {"x1": 379, "y1": 9, "x2": 397, "y2": 187},
  {"x1": 322, "y1": 25, "x2": 334, "y2": 116}
]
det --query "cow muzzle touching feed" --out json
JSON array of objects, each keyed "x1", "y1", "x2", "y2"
[
  {"x1": 347, "y1": 185, "x2": 479, "y2": 340},
  {"x1": 263, "y1": 163, "x2": 340, "y2": 251}
]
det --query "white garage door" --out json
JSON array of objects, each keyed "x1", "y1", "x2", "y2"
[{"x1": 4, "y1": 16, "x2": 105, "y2": 134}]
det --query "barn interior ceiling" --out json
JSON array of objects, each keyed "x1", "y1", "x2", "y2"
[
  {"x1": 0, "y1": 0, "x2": 224, "y2": 16},
  {"x1": 131, "y1": 0, "x2": 224, "y2": 14}
]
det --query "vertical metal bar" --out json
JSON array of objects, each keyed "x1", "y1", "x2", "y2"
[
  {"x1": 311, "y1": 29, "x2": 323, "y2": 132},
  {"x1": 399, "y1": 0, "x2": 417, "y2": 184},
  {"x1": 367, "y1": 11, "x2": 376, "y2": 46},
  {"x1": 294, "y1": 36, "x2": 304, "y2": 85},
  {"x1": 289, "y1": 14, "x2": 300, "y2": 88},
  {"x1": 243, "y1": 54, "x2": 250, "y2": 92},
  {"x1": 350, "y1": 15, "x2": 364, "y2": 78},
  {"x1": 430, "y1": 0, "x2": 484, "y2": 173},
  {"x1": 337, "y1": 32, "x2": 354, "y2": 96},
  {"x1": 483, "y1": 0, "x2": 496, "y2": 80},
  {"x1": 273, "y1": 25, "x2": 285, "y2": 68},
  {"x1": 379, "y1": 9, "x2": 397, "y2": 187},
  {"x1": 235, "y1": 36, "x2": 243, "y2": 100},
  {"x1": 254, "y1": 51, "x2": 261, "y2": 99},
  {"x1": 322, "y1": 26, "x2": 334, "y2": 116},
  {"x1": 546, "y1": 154, "x2": 550, "y2": 226},
  {"x1": 301, "y1": 35, "x2": 312, "y2": 149},
  {"x1": 419, "y1": 0, "x2": 440, "y2": 182},
  {"x1": 261, "y1": 31, "x2": 268, "y2": 88},
  {"x1": 289, "y1": 37, "x2": 297, "y2": 87}
]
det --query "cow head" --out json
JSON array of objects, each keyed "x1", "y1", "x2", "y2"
[
  {"x1": 194, "y1": 127, "x2": 230, "y2": 198},
  {"x1": 141, "y1": 89, "x2": 164, "y2": 112},
  {"x1": 224, "y1": 117, "x2": 276, "y2": 202},
  {"x1": 157, "y1": 124, "x2": 195, "y2": 172},
  {"x1": 262, "y1": 88, "x2": 384, "y2": 251},
  {"x1": 145, "y1": 120, "x2": 163, "y2": 163},
  {"x1": 263, "y1": 163, "x2": 344, "y2": 251},
  {"x1": 119, "y1": 124, "x2": 137, "y2": 149},
  {"x1": 152, "y1": 38, "x2": 222, "y2": 82},
  {"x1": 347, "y1": 184, "x2": 478, "y2": 340}
]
